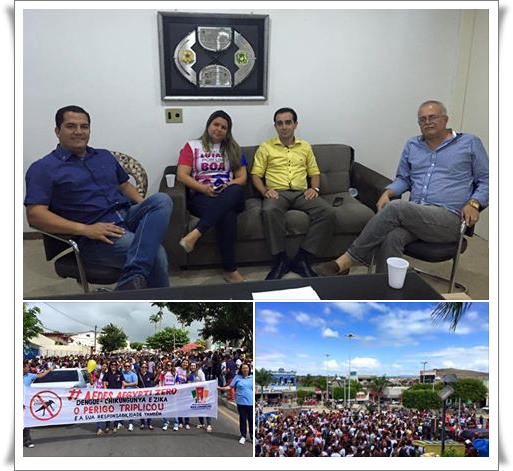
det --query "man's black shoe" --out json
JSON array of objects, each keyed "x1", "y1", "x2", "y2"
[
  {"x1": 290, "y1": 259, "x2": 318, "y2": 278},
  {"x1": 115, "y1": 274, "x2": 147, "y2": 291},
  {"x1": 265, "y1": 260, "x2": 290, "y2": 280}
]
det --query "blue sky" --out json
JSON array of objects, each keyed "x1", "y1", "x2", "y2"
[{"x1": 255, "y1": 302, "x2": 489, "y2": 377}]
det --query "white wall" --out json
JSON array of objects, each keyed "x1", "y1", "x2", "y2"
[{"x1": 23, "y1": 8, "x2": 488, "y2": 236}]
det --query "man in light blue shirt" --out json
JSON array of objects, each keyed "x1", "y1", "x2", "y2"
[
  {"x1": 316, "y1": 100, "x2": 489, "y2": 274},
  {"x1": 120, "y1": 361, "x2": 138, "y2": 432}
]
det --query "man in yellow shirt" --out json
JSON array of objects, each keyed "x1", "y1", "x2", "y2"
[{"x1": 251, "y1": 108, "x2": 335, "y2": 279}]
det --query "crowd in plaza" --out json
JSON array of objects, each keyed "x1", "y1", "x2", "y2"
[
  {"x1": 255, "y1": 407, "x2": 488, "y2": 457},
  {"x1": 23, "y1": 347, "x2": 253, "y2": 447}
]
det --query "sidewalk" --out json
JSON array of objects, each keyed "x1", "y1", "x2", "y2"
[{"x1": 218, "y1": 393, "x2": 238, "y2": 414}]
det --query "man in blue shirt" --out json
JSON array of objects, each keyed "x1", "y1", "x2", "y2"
[
  {"x1": 24, "y1": 105, "x2": 173, "y2": 290},
  {"x1": 121, "y1": 361, "x2": 138, "y2": 431},
  {"x1": 316, "y1": 100, "x2": 489, "y2": 275},
  {"x1": 23, "y1": 361, "x2": 55, "y2": 448}
]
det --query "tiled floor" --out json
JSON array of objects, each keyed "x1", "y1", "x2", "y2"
[{"x1": 23, "y1": 236, "x2": 489, "y2": 300}]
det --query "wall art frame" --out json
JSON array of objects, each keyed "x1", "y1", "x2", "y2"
[{"x1": 158, "y1": 11, "x2": 269, "y2": 101}]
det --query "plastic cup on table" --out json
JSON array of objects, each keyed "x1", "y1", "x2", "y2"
[{"x1": 386, "y1": 257, "x2": 409, "y2": 289}]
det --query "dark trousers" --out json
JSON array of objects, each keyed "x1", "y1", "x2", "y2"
[
  {"x1": 23, "y1": 427, "x2": 32, "y2": 445},
  {"x1": 188, "y1": 185, "x2": 245, "y2": 272},
  {"x1": 237, "y1": 404, "x2": 253, "y2": 438}
]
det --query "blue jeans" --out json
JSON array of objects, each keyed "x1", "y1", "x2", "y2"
[
  {"x1": 187, "y1": 185, "x2": 245, "y2": 272},
  {"x1": 79, "y1": 193, "x2": 173, "y2": 287},
  {"x1": 140, "y1": 418, "x2": 152, "y2": 427}
]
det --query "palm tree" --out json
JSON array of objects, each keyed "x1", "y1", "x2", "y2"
[
  {"x1": 255, "y1": 368, "x2": 274, "y2": 405},
  {"x1": 431, "y1": 302, "x2": 472, "y2": 331},
  {"x1": 149, "y1": 313, "x2": 160, "y2": 334},
  {"x1": 369, "y1": 375, "x2": 390, "y2": 412},
  {"x1": 255, "y1": 368, "x2": 274, "y2": 428}
]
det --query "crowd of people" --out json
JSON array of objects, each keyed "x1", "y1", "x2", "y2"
[
  {"x1": 255, "y1": 407, "x2": 487, "y2": 457},
  {"x1": 23, "y1": 347, "x2": 253, "y2": 447}
]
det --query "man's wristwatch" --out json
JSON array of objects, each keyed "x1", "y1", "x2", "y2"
[
  {"x1": 312, "y1": 187, "x2": 320, "y2": 193},
  {"x1": 467, "y1": 199, "x2": 480, "y2": 210}
]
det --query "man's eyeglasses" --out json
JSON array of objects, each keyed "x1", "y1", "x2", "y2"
[{"x1": 418, "y1": 115, "x2": 445, "y2": 125}]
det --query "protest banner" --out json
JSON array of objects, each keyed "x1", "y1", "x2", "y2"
[{"x1": 24, "y1": 380, "x2": 218, "y2": 428}]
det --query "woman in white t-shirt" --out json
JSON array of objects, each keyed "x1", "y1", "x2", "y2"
[{"x1": 176, "y1": 110, "x2": 247, "y2": 283}]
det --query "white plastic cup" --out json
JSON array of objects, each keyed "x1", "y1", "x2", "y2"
[
  {"x1": 386, "y1": 257, "x2": 409, "y2": 289},
  {"x1": 348, "y1": 187, "x2": 358, "y2": 198},
  {"x1": 165, "y1": 174, "x2": 176, "y2": 188}
]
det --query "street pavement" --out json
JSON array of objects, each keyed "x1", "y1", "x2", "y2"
[{"x1": 23, "y1": 404, "x2": 252, "y2": 457}]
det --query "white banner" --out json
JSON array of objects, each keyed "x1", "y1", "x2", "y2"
[{"x1": 23, "y1": 380, "x2": 218, "y2": 428}]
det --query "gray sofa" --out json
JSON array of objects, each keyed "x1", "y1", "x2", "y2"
[{"x1": 159, "y1": 144, "x2": 392, "y2": 271}]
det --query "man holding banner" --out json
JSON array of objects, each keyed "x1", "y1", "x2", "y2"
[{"x1": 23, "y1": 361, "x2": 55, "y2": 448}]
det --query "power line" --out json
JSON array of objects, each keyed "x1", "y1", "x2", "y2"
[{"x1": 42, "y1": 303, "x2": 95, "y2": 329}]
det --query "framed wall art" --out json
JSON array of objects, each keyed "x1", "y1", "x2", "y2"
[{"x1": 157, "y1": 12, "x2": 269, "y2": 101}]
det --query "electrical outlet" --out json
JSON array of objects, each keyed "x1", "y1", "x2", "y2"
[{"x1": 165, "y1": 108, "x2": 183, "y2": 123}]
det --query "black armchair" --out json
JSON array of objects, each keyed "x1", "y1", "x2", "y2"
[{"x1": 29, "y1": 151, "x2": 147, "y2": 293}]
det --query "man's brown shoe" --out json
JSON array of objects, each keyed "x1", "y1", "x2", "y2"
[{"x1": 315, "y1": 261, "x2": 350, "y2": 277}]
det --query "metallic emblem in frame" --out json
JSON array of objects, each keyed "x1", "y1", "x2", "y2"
[{"x1": 173, "y1": 26, "x2": 256, "y2": 88}]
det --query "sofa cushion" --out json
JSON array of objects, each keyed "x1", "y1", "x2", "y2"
[{"x1": 312, "y1": 144, "x2": 353, "y2": 195}]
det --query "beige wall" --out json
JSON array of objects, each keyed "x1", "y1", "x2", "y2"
[{"x1": 452, "y1": 10, "x2": 490, "y2": 240}]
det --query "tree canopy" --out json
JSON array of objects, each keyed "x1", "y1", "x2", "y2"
[
  {"x1": 97, "y1": 323, "x2": 127, "y2": 353},
  {"x1": 152, "y1": 302, "x2": 252, "y2": 348},
  {"x1": 145, "y1": 327, "x2": 189, "y2": 352},
  {"x1": 23, "y1": 303, "x2": 44, "y2": 344}
]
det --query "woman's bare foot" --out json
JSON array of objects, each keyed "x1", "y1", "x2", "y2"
[{"x1": 223, "y1": 270, "x2": 246, "y2": 283}]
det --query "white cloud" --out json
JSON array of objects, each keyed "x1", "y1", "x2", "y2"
[
  {"x1": 323, "y1": 307, "x2": 332, "y2": 315},
  {"x1": 293, "y1": 311, "x2": 326, "y2": 327},
  {"x1": 349, "y1": 357, "x2": 381, "y2": 370},
  {"x1": 322, "y1": 359, "x2": 340, "y2": 370},
  {"x1": 366, "y1": 302, "x2": 389, "y2": 312},
  {"x1": 415, "y1": 345, "x2": 489, "y2": 372},
  {"x1": 332, "y1": 302, "x2": 366, "y2": 319},
  {"x1": 295, "y1": 312, "x2": 311, "y2": 323},
  {"x1": 322, "y1": 328, "x2": 339, "y2": 338},
  {"x1": 258, "y1": 309, "x2": 283, "y2": 334}
]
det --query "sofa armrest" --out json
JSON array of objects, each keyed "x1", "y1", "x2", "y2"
[
  {"x1": 158, "y1": 165, "x2": 188, "y2": 268},
  {"x1": 350, "y1": 162, "x2": 393, "y2": 212}
]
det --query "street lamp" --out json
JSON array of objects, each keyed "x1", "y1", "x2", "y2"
[
  {"x1": 421, "y1": 361, "x2": 428, "y2": 384},
  {"x1": 325, "y1": 354, "x2": 330, "y2": 406},
  {"x1": 438, "y1": 374, "x2": 457, "y2": 455},
  {"x1": 345, "y1": 333, "x2": 356, "y2": 408}
]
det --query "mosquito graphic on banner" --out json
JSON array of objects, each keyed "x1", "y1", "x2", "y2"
[{"x1": 23, "y1": 380, "x2": 218, "y2": 428}]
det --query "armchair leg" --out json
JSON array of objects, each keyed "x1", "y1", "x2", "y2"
[
  {"x1": 409, "y1": 266, "x2": 467, "y2": 294},
  {"x1": 69, "y1": 240, "x2": 90, "y2": 293}
]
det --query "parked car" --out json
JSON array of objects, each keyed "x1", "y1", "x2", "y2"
[
  {"x1": 30, "y1": 368, "x2": 91, "y2": 389},
  {"x1": 303, "y1": 398, "x2": 318, "y2": 405},
  {"x1": 458, "y1": 428, "x2": 489, "y2": 442}
]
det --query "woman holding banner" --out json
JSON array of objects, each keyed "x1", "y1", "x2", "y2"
[
  {"x1": 158, "y1": 361, "x2": 181, "y2": 431},
  {"x1": 102, "y1": 361, "x2": 124, "y2": 433},
  {"x1": 188, "y1": 361, "x2": 212, "y2": 433},
  {"x1": 218, "y1": 363, "x2": 253, "y2": 444},
  {"x1": 91, "y1": 362, "x2": 107, "y2": 435},
  {"x1": 137, "y1": 363, "x2": 155, "y2": 430}
]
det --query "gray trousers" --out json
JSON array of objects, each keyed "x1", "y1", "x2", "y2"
[
  {"x1": 261, "y1": 190, "x2": 335, "y2": 256},
  {"x1": 347, "y1": 200, "x2": 461, "y2": 273}
]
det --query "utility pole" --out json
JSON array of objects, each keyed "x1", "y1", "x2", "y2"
[
  {"x1": 94, "y1": 325, "x2": 97, "y2": 353},
  {"x1": 345, "y1": 333, "x2": 356, "y2": 408},
  {"x1": 325, "y1": 354, "x2": 330, "y2": 406}
]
